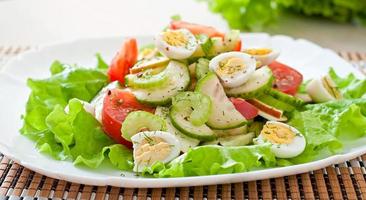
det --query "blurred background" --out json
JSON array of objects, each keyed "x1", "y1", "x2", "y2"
[{"x1": 0, "y1": 0, "x2": 365, "y2": 52}]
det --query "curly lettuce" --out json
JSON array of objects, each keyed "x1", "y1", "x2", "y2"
[
  {"x1": 288, "y1": 99, "x2": 366, "y2": 163},
  {"x1": 200, "y1": 0, "x2": 366, "y2": 31},
  {"x1": 328, "y1": 68, "x2": 366, "y2": 99},
  {"x1": 143, "y1": 144, "x2": 276, "y2": 177},
  {"x1": 21, "y1": 58, "x2": 133, "y2": 170}
]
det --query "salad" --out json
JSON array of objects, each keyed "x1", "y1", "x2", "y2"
[{"x1": 20, "y1": 20, "x2": 366, "y2": 177}]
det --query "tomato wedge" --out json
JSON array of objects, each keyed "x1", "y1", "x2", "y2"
[
  {"x1": 170, "y1": 20, "x2": 225, "y2": 38},
  {"x1": 108, "y1": 38, "x2": 138, "y2": 84},
  {"x1": 102, "y1": 89, "x2": 155, "y2": 148},
  {"x1": 233, "y1": 40, "x2": 242, "y2": 51},
  {"x1": 230, "y1": 98, "x2": 259, "y2": 120},
  {"x1": 268, "y1": 61, "x2": 303, "y2": 95}
]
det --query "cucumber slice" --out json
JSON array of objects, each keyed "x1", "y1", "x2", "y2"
[
  {"x1": 172, "y1": 92, "x2": 212, "y2": 126},
  {"x1": 121, "y1": 111, "x2": 166, "y2": 141},
  {"x1": 225, "y1": 66, "x2": 274, "y2": 99},
  {"x1": 130, "y1": 56, "x2": 168, "y2": 73},
  {"x1": 191, "y1": 30, "x2": 241, "y2": 58},
  {"x1": 170, "y1": 92, "x2": 216, "y2": 141},
  {"x1": 295, "y1": 93, "x2": 312, "y2": 103},
  {"x1": 201, "y1": 139, "x2": 219, "y2": 145},
  {"x1": 196, "y1": 73, "x2": 247, "y2": 130},
  {"x1": 219, "y1": 132, "x2": 255, "y2": 146},
  {"x1": 131, "y1": 61, "x2": 190, "y2": 105},
  {"x1": 155, "y1": 106, "x2": 199, "y2": 152},
  {"x1": 213, "y1": 125, "x2": 247, "y2": 137},
  {"x1": 191, "y1": 34, "x2": 212, "y2": 57},
  {"x1": 247, "y1": 121, "x2": 264, "y2": 137},
  {"x1": 195, "y1": 58, "x2": 210, "y2": 80},
  {"x1": 257, "y1": 95, "x2": 295, "y2": 112},
  {"x1": 125, "y1": 68, "x2": 169, "y2": 89},
  {"x1": 265, "y1": 89, "x2": 305, "y2": 107}
]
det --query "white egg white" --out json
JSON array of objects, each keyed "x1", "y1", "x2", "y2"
[
  {"x1": 243, "y1": 47, "x2": 280, "y2": 67},
  {"x1": 255, "y1": 121, "x2": 306, "y2": 158},
  {"x1": 306, "y1": 76, "x2": 342, "y2": 103},
  {"x1": 90, "y1": 81, "x2": 121, "y2": 124},
  {"x1": 155, "y1": 29, "x2": 198, "y2": 59},
  {"x1": 131, "y1": 131, "x2": 181, "y2": 172},
  {"x1": 209, "y1": 52, "x2": 256, "y2": 88}
]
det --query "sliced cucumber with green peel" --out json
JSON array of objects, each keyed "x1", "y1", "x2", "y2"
[
  {"x1": 196, "y1": 73, "x2": 247, "y2": 130},
  {"x1": 191, "y1": 30, "x2": 241, "y2": 58},
  {"x1": 225, "y1": 66, "x2": 274, "y2": 99},
  {"x1": 195, "y1": 58, "x2": 210, "y2": 80},
  {"x1": 169, "y1": 92, "x2": 216, "y2": 141},
  {"x1": 265, "y1": 89, "x2": 305, "y2": 107},
  {"x1": 213, "y1": 125, "x2": 247, "y2": 137},
  {"x1": 247, "y1": 121, "x2": 264, "y2": 137},
  {"x1": 125, "y1": 68, "x2": 169, "y2": 89},
  {"x1": 155, "y1": 106, "x2": 199, "y2": 152},
  {"x1": 172, "y1": 92, "x2": 212, "y2": 126},
  {"x1": 121, "y1": 111, "x2": 166, "y2": 141},
  {"x1": 219, "y1": 132, "x2": 255, "y2": 146},
  {"x1": 257, "y1": 95, "x2": 295, "y2": 112},
  {"x1": 201, "y1": 139, "x2": 219, "y2": 145},
  {"x1": 131, "y1": 61, "x2": 190, "y2": 105}
]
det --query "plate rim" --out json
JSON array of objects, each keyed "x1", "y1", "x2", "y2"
[{"x1": 0, "y1": 33, "x2": 365, "y2": 188}]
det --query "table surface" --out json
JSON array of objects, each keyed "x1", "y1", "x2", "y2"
[
  {"x1": 0, "y1": 0, "x2": 366, "y2": 52},
  {"x1": 1, "y1": 1, "x2": 366, "y2": 199}
]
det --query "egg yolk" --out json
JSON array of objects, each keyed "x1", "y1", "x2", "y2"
[
  {"x1": 135, "y1": 137, "x2": 172, "y2": 165},
  {"x1": 244, "y1": 48, "x2": 272, "y2": 55},
  {"x1": 261, "y1": 123, "x2": 295, "y2": 144},
  {"x1": 163, "y1": 31, "x2": 188, "y2": 47},
  {"x1": 322, "y1": 76, "x2": 343, "y2": 99},
  {"x1": 216, "y1": 57, "x2": 246, "y2": 75}
]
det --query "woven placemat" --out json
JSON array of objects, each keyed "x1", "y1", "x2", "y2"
[{"x1": 0, "y1": 46, "x2": 365, "y2": 200}]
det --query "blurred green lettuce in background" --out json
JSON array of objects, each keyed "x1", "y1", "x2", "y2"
[{"x1": 200, "y1": 0, "x2": 366, "y2": 31}]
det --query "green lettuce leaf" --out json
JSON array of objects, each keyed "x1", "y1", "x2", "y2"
[
  {"x1": 45, "y1": 99, "x2": 133, "y2": 169},
  {"x1": 328, "y1": 68, "x2": 366, "y2": 99},
  {"x1": 288, "y1": 98, "x2": 366, "y2": 163},
  {"x1": 21, "y1": 62, "x2": 107, "y2": 138},
  {"x1": 143, "y1": 144, "x2": 276, "y2": 177},
  {"x1": 96, "y1": 53, "x2": 109, "y2": 70},
  {"x1": 201, "y1": 0, "x2": 366, "y2": 30},
  {"x1": 201, "y1": 0, "x2": 276, "y2": 31},
  {"x1": 21, "y1": 60, "x2": 134, "y2": 170}
]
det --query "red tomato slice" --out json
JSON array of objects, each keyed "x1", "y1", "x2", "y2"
[
  {"x1": 268, "y1": 61, "x2": 303, "y2": 95},
  {"x1": 102, "y1": 89, "x2": 155, "y2": 148},
  {"x1": 230, "y1": 98, "x2": 259, "y2": 120},
  {"x1": 233, "y1": 40, "x2": 242, "y2": 51},
  {"x1": 170, "y1": 20, "x2": 225, "y2": 38},
  {"x1": 108, "y1": 38, "x2": 138, "y2": 84}
]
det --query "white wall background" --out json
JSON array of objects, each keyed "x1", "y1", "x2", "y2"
[{"x1": 0, "y1": 0, "x2": 365, "y2": 52}]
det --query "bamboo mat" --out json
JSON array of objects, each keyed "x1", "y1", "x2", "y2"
[{"x1": 0, "y1": 46, "x2": 365, "y2": 200}]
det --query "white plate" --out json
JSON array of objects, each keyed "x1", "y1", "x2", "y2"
[{"x1": 0, "y1": 34, "x2": 364, "y2": 188}]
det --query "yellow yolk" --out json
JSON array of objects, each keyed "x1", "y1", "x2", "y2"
[
  {"x1": 261, "y1": 123, "x2": 295, "y2": 144},
  {"x1": 163, "y1": 31, "x2": 188, "y2": 47},
  {"x1": 134, "y1": 137, "x2": 172, "y2": 165},
  {"x1": 216, "y1": 57, "x2": 246, "y2": 75},
  {"x1": 244, "y1": 48, "x2": 272, "y2": 56},
  {"x1": 322, "y1": 76, "x2": 343, "y2": 100}
]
